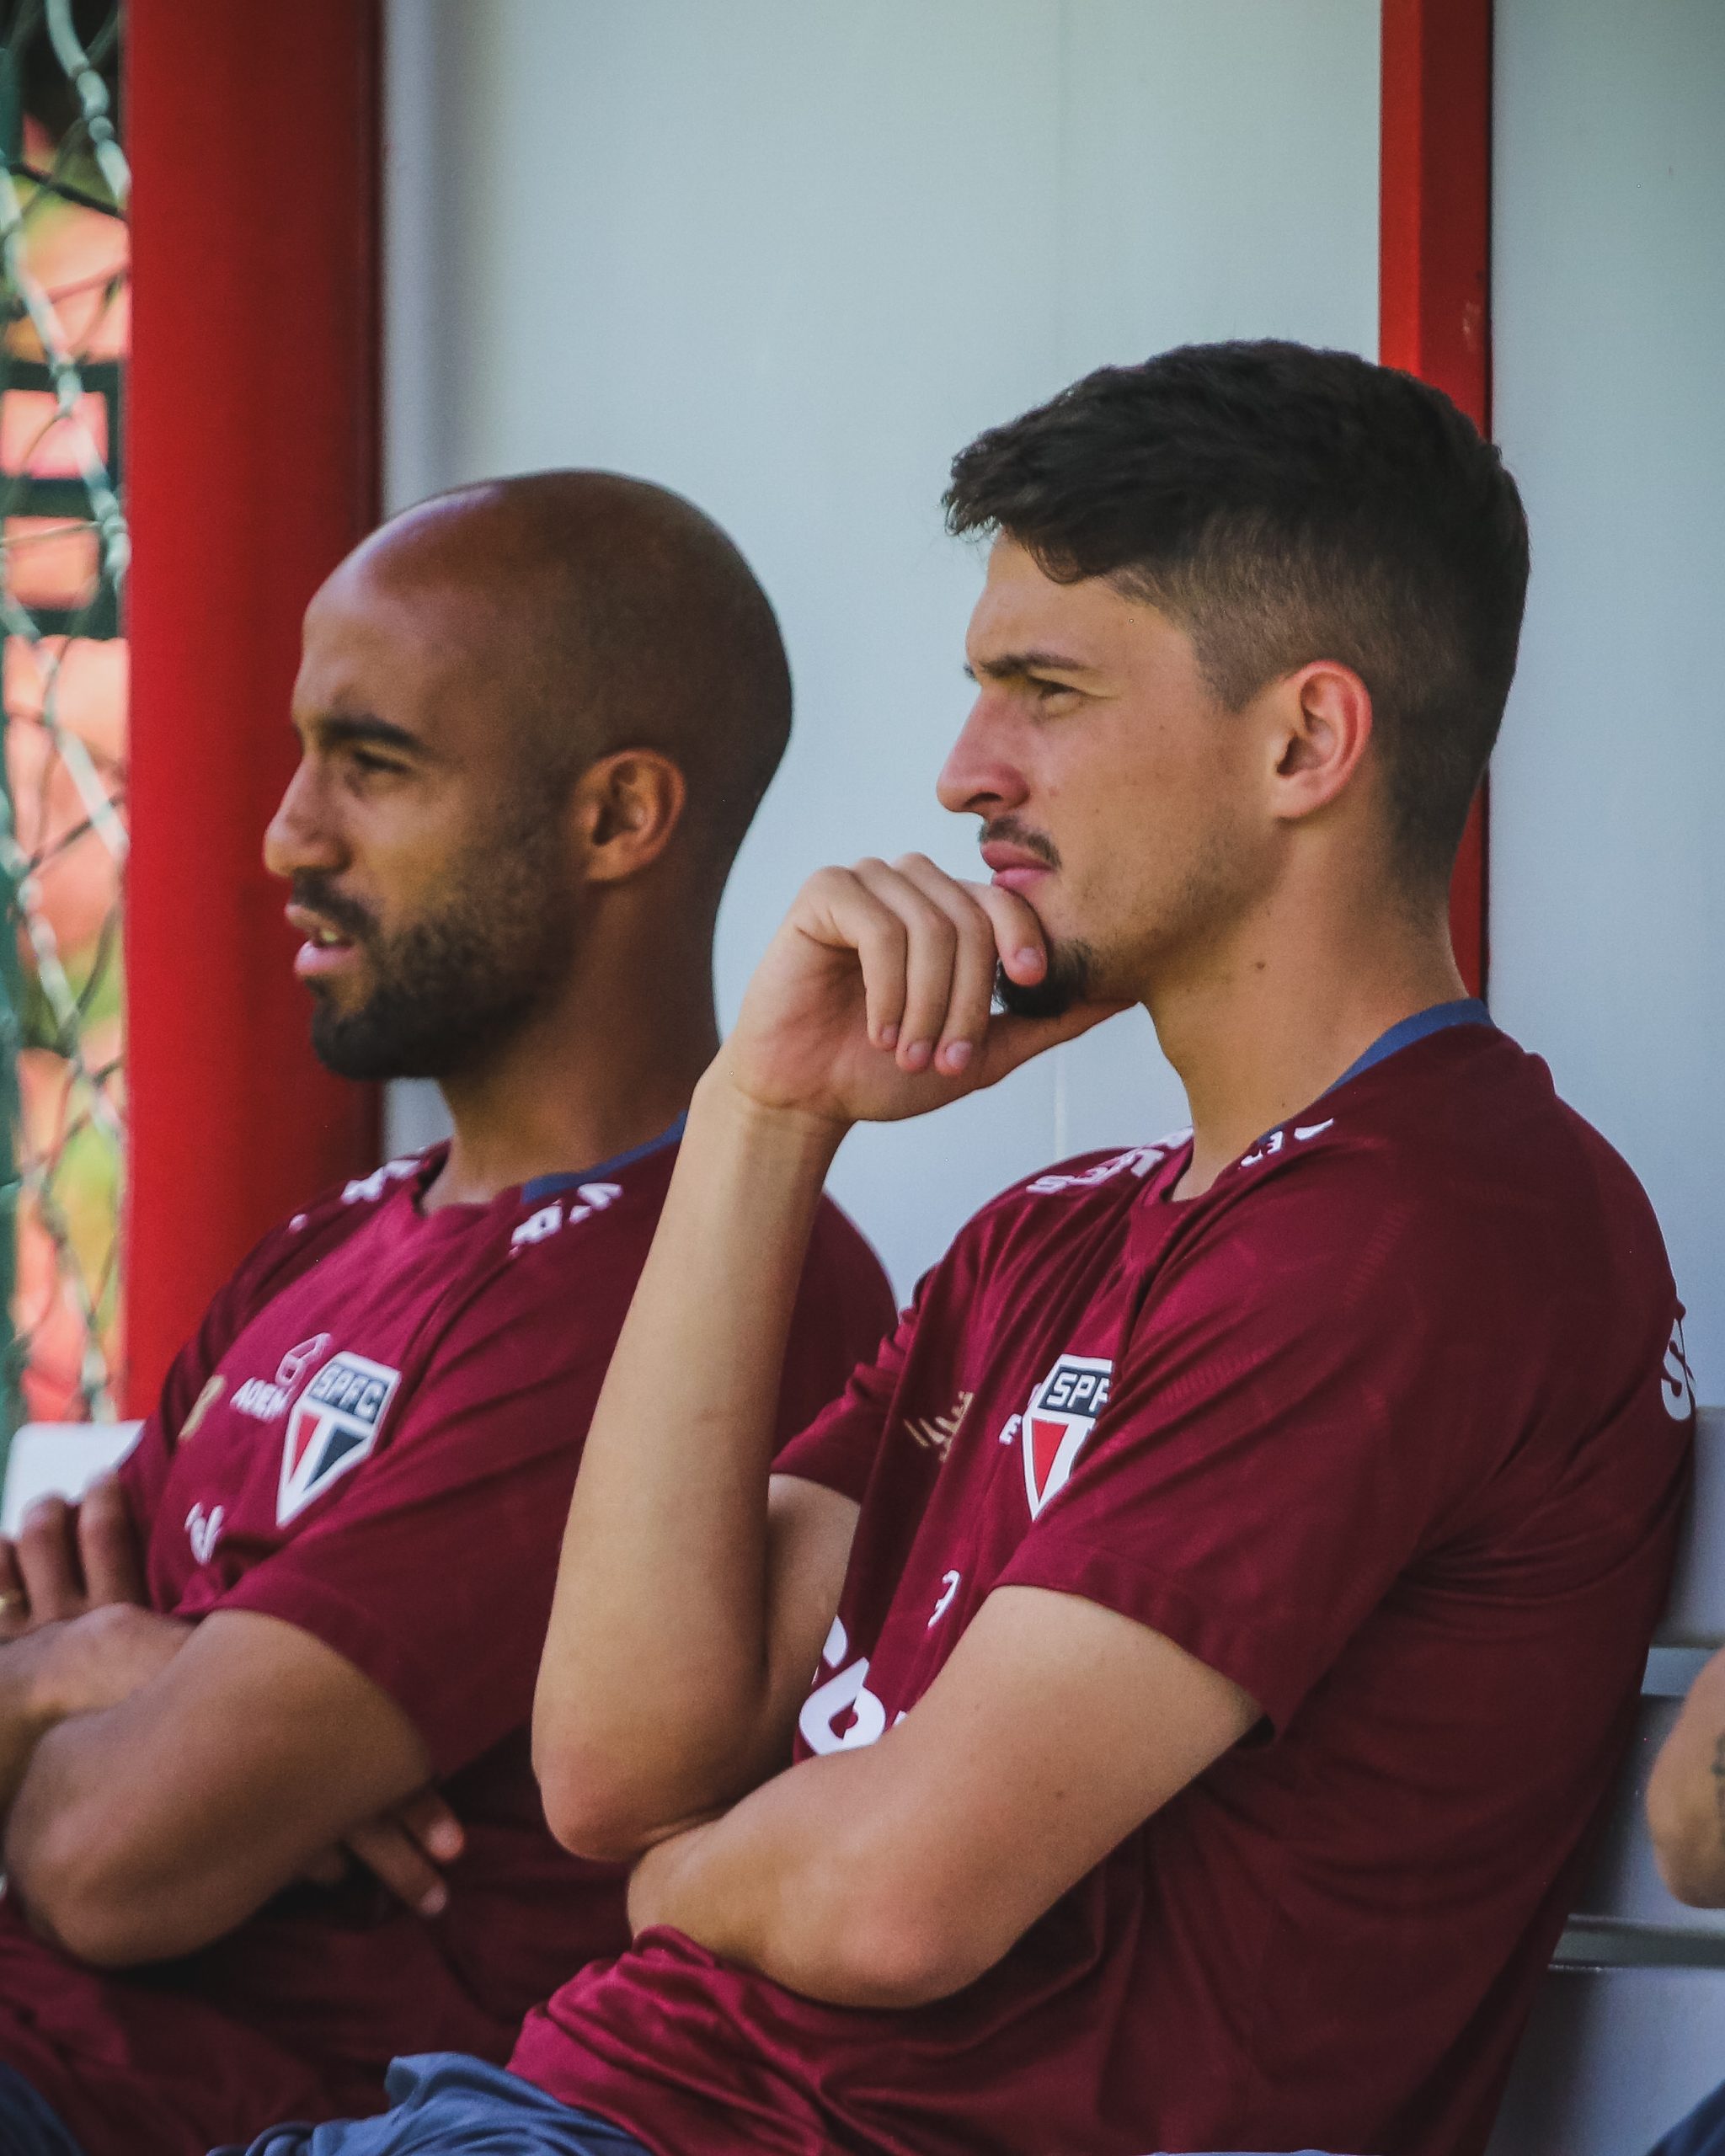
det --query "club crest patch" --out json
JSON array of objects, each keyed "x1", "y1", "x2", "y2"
[
  {"x1": 1022, "y1": 1353, "x2": 1113, "y2": 1517},
  {"x1": 277, "y1": 1351, "x2": 401, "y2": 1525}
]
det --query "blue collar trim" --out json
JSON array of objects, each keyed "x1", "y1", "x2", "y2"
[
  {"x1": 1325, "y1": 998, "x2": 1493, "y2": 1096},
  {"x1": 521, "y1": 1113, "x2": 687, "y2": 1204}
]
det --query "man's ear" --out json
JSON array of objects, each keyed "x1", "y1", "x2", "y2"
[
  {"x1": 1266, "y1": 660, "x2": 1375, "y2": 825},
  {"x1": 572, "y1": 749, "x2": 688, "y2": 884}
]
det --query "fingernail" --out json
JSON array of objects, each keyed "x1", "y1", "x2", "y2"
[
  {"x1": 421, "y1": 1884, "x2": 447, "y2": 1918},
  {"x1": 943, "y1": 1041, "x2": 973, "y2": 1073},
  {"x1": 879, "y1": 1023, "x2": 898, "y2": 1049},
  {"x1": 902, "y1": 1040, "x2": 932, "y2": 1070},
  {"x1": 1015, "y1": 947, "x2": 1044, "y2": 974},
  {"x1": 430, "y1": 1823, "x2": 462, "y2": 1860}
]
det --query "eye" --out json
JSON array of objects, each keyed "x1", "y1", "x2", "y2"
[
  {"x1": 346, "y1": 747, "x2": 408, "y2": 778},
  {"x1": 1031, "y1": 678, "x2": 1081, "y2": 706}
]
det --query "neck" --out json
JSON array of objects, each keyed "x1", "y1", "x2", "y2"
[
  {"x1": 425, "y1": 931, "x2": 720, "y2": 1209},
  {"x1": 1152, "y1": 878, "x2": 1469, "y2": 1201}
]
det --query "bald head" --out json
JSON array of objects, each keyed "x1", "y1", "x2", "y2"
[{"x1": 344, "y1": 471, "x2": 793, "y2": 887}]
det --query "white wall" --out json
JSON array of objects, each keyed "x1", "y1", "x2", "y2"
[
  {"x1": 1492, "y1": 0, "x2": 1725, "y2": 1396},
  {"x1": 382, "y1": 0, "x2": 1380, "y2": 1293}
]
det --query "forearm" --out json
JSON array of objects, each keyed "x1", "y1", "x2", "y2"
[
  {"x1": 1650, "y1": 1652, "x2": 1725, "y2": 1905},
  {"x1": 625, "y1": 1746, "x2": 981, "y2": 2009},
  {"x1": 534, "y1": 1065, "x2": 844, "y2": 1850}
]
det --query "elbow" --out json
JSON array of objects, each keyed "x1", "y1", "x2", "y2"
[
  {"x1": 788, "y1": 1866, "x2": 998, "y2": 2009},
  {"x1": 6, "y1": 1821, "x2": 165, "y2": 1969},
  {"x1": 534, "y1": 1738, "x2": 675, "y2": 1867},
  {"x1": 1648, "y1": 1759, "x2": 1725, "y2": 1910}
]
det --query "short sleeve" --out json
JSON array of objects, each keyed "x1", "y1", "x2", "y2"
[
  {"x1": 997, "y1": 1162, "x2": 1471, "y2": 1732},
  {"x1": 772, "y1": 1200, "x2": 900, "y2": 1454},
  {"x1": 122, "y1": 1216, "x2": 314, "y2": 1539},
  {"x1": 776, "y1": 1296, "x2": 917, "y2": 1505}
]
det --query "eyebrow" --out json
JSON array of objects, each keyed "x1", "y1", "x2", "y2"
[
  {"x1": 303, "y1": 712, "x2": 427, "y2": 756},
  {"x1": 964, "y1": 648, "x2": 1096, "y2": 683}
]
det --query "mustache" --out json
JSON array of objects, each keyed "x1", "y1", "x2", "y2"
[
  {"x1": 291, "y1": 873, "x2": 377, "y2": 944},
  {"x1": 980, "y1": 816, "x2": 1061, "y2": 872}
]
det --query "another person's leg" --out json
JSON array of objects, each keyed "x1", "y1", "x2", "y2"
[
  {"x1": 0, "y1": 2063, "x2": 87, "y2": 2156},
  {"x1": 1648, "y1": 2081, "x2": 1725, "y2": 2156},
  {"x1": 216, "y1": 2056, "x2": 651, "y2": 2156}
]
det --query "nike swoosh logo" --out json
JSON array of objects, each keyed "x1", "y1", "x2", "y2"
[{"x1": 1295, "y1": 1120, "x2": 1334, "y2": 1141}]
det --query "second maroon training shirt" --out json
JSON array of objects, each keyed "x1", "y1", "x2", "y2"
[
  {"x1": 0, "y1": 1131, "x2": 895, "y2": 2156},
  {"x1": 514, "y1": 1021, "x2": 1692, "y2": 2156}
]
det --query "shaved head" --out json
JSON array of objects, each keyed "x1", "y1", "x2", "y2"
[
  {"x1": 277, "y1": 472, "x2": 792, "y2": 1082},
  {"x1": 340, "y1": 470, "x2": 793, "y2": 884}
]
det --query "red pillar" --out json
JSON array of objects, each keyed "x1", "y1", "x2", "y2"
[
  {"x1": 125, "y1": 1, "x2": 382, "y2": 1412},
  {"x1": 1379, "y1": 0, "x2": 1493, "y2": 997}
]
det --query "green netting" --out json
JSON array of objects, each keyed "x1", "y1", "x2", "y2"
[{"x1": 0, "y1": 0, "x2": 126, "y2": 1446}]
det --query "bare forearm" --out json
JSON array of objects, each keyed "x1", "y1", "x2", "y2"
[
  {"x1": 534, "y1": 1067, "x2": 844, "y2": 1850},
  {"x1": 1651, "y1": 1652, "x2": 1725, "y2": 1905}
]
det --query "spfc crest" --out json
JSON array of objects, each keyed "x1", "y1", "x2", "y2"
[
  {"x1": 277, "y1": 1351, "x2": 401, "y2": 1525},
  {"x1": 1022, "y1": 1353, "x2": 1112, "y2": 1517}
]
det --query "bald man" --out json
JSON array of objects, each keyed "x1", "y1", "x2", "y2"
[{"x1": 0, "y1": 475, "x2": 895, "y2": 2156}]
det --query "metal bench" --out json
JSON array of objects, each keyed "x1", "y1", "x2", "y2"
[{"x1": 1487, "y1": 1406, "x2": 1725, "y2": 2155}]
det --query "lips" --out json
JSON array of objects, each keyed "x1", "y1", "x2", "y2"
[
  {"x1": 285, "y1": 902, "x2": 364, "y2": 981},
  {"x1": 980, "y1": 840, "x2": 1054, "y2": 894}
]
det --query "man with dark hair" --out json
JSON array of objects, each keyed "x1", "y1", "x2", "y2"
[
  {"x1": 232, "y1": 344, "x2": 1689, "y2": 2156},
  {"x1": 0, "y1": 473, "x2": 895, "y2": 2156}
]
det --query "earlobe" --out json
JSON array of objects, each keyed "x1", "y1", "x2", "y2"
[{"x1": 579, "y1": 750, "x2": 688, "y2": 883}]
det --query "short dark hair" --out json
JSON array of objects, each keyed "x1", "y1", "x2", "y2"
[{"x1": 944, "y1": 340, "x2": 1529, "y2": 889}]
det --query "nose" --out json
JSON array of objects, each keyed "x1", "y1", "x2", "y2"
[
  {"x1": 263, "y1": 755, "x2": 344, "y2": 882},
  {"x1": 936, "y1": 689, "x2": 1029, "y2": 820}
]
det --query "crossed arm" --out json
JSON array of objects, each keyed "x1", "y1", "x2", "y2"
[
  {"x1": 533, "y1": 857, "x2": 1257, "y2": 2006},
  {"x1": 0, "y1": 1481, "x2": 460, "y2": 1967}
]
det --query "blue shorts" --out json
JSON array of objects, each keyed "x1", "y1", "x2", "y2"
[
  {"x1": 1649, "y1": 2078, "x2": 1725, "y2": 2156},
  {"x1": 0, "y1": 2064, "x2": 85, "y2": 2156},
  {"x1": 213, "y1": 2055, "x2": 651, "y2": 2156},
  {"x1": 211, "y1": 2052, "x2": 1346, "y2": 2156}
]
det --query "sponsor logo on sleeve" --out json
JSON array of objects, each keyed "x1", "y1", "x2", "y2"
[
  {"x1": 277, "y1": 1351, "x2": 402, "y2": 1524},
  {"x1": 1022, "y1": 1353, "x2": 1113, "y2": 1517},
  {"x1": 1663, "y1": 1316, "x2": 1696, "y2": 1422}
]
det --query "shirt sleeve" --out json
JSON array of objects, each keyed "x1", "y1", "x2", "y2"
[
  {"x1": 775, "y1": 1295, "x2": 918, "y2": 1505},
  {"x1": 996, "y1": 1155, "x2": 1477, "y2": 1732},
  {"x1": 772, "y1": 1201, "x2": 900, "y2": 1455},
  {"x1": 121, "y1": 1217, "x2": 310, "y2": 1539}
]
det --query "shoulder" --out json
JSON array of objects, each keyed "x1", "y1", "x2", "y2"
[
  {"x1": 969, "y1": 1135, "x2": 1188, "y2": 1245},
  {"x1": 1199, "y1": 1026, "x2": 1673, "y2": 1314}
]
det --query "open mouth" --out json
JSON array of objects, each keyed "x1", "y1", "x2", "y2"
[{"x1": 286, "y1": 902, "x2": 365, "y2": 980}]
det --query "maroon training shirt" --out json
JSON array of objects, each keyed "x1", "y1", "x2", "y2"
[
  {"x1": 0, "y1": 1134, "x2": 895, "y2": 2156},
  {"x1": 513, "y1": 1022, "x2": 1692, "y2": 2156}
]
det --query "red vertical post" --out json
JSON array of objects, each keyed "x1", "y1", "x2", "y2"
[
  {"x1": 1380, "y1": 0, "x2": 1493, "y2": 997},
  {"x1": 124, "y1": 1, "x2": 382, "y2": 1413}
]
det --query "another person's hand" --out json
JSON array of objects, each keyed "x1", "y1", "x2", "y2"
[
  {"x1": 717, "y1": 853, "x2": 1121, "y2": 1130},
  {"x1": 0, "y1": 1474, "x2": 147, "y2": 1642},
  {"x1": 298, "y1": 1785, "x2": 465, "y2": 1919}
]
